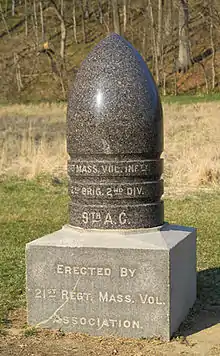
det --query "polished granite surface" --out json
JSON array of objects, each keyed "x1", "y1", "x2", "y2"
[{"x1": 67, "y1": 33, "x2": 164, "y2": 229}]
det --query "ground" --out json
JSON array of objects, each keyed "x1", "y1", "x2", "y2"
[
  {"x1": 0, "y1": 308, "x2": 220, "y2": 356},
  {"x1": 0, "y1": 101, "x2": 220, "y2": 355}
]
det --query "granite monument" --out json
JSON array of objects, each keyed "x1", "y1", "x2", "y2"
[{"x1": 26, "y1": 33, "x2": 197, "y2": 340}]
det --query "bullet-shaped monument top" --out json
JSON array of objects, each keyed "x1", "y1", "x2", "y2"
[{"x1": 67, "y1": 33, "x2": 164, "y2": 229}]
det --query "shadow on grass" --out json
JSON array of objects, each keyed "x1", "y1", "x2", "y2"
[{"x1": 178, "y1": 267, "x2": 220, "y2": 337}]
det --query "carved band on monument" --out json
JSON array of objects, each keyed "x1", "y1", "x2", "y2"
[{"x1": 68, "y1": 157, "x2": 164, "y2": 228}]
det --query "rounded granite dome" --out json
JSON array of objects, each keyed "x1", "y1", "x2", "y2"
[{"x1": 67, "y1": 33, "x2": 163, "y2": 157}]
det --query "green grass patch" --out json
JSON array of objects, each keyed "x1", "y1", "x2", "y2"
[
  {"x1": 0, "y1": 176, "x2": 68, "y2": 324},
  {"x1": 0, "y1": 177, "x2": 220, "y2": 325},
  {"x1": 162, "y1": 92, "x2": 220, "y2": 105},
  {"x1": 23, "y1": 326, "x2": 38, "y2": 337},
  {"x1": 2, "y1": 92, "x2": 220, "y2": 106}
]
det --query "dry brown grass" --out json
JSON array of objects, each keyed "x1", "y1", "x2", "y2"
[
  {"x1": 0, "y1": 102, "x2": 219, "y2": 194},
  {"x1": 0, "y1": 103, "x2": 67, "y2": 177},
  {"x1": 163, "y1": 102, "x2": 220, "y2": 194},
  {"x1": 0, "y1": 102, "x2": 66, "y2": 121}
]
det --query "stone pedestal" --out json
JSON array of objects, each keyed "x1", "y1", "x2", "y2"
[{"x1": 26, "y1": 224, "x2": 196, "y2": 340}]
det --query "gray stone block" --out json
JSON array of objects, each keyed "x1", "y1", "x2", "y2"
[{"x1": 26, "y1": 224, "x2": 196, "y2": 340}]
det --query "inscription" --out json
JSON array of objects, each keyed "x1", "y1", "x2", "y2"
[
  {"x1": 69, "y1": 163, "x2": 147, "y2": 175},
  {"x1": 99, "y1": 291, "x2": 133, "y2": 303},
  {"x1": 61, "y1": 290, "x2": 92, "y2": 302},
  {"x1": 34, "y1": 288, "x2": 92, "y2": 302},
  {"x1": 70, "y1": 183, "x2": 153, "y2": 198},
  {"x1": 68, "y1": 159, "x2": 162, "y2": 177},
  {"x1": 56, "y1": 265, "x2": 136, "y2": 278},
  {"x1": 70, "y1": 202, "x2": 164, "y2": 229},
  {"x1": 33, "y1": 265, "x2": 166, "y2": 331},
  {"x1": 53, "y1": 315, "x2": 142, "y2": 330},
  {"x1": 34, "y1": 288, "x2": 165, "y2": 306},
  {"x1": 57, "y1": 264, "x2": 112, "y2": 276},
  {"x1": 139, "y1": 294, "x2": 165, "y2": 305},
  {"x1": 82, "y1": 211, "x2": 128, "y2": 226},
  {"x1": 98, "y1": 292, "x2": 164, "y2": 305},
  {"x1": 34, "y1": 288, "x2": 56, "y2": 299},
  {"x1": 120, "y1": 267, "x2": 136, "y2": 277}
]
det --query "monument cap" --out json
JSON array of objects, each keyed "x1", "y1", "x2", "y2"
[{"x1": 67, "y1": 33, "x2": 164, "y2": 229}]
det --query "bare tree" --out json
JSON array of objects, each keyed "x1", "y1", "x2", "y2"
[
  {"x1": 72, "y1": 0, "x2": 78, "y2": 43},
  {"x1": 209, "y1": 1, "x2": 216, "y2": 89},
  {"x1": 25, "y1": 0, "x2": 28, "y2": 37},
  {"x1": 178, "y1": 0, "x2": 191, "y2": 73},
  {"x1": 84, "y1": 0, "x2": 89, "y2": 19},
  {"x1": 4, "y1": 0, "x2": 8, "y2": 15},
  {"x1": 103, "y1": 0, "x2": 111, "y2": 34},
  {"x1": 165, "y1": 0, "x2": 173, "y2": 36},
  {"x1": 112, "y1": 0, "x2": 120, "y2": 34},
  {"x1": 14, "y1": 53, "x2": 23, "y2": 92},
  {"x1": 148, "y1": 0, "x2": 159, "y2": 84},
  {"x1": 157, "y1": 0, "x2": 164, "y2": 59},
  {"x1": 199, "y1": 62, "x2": 209, "y2": 94},
  {"x1": 12, "y1": 0, "x2": 15, "y2": 16},
  {"x1": 81, "y1": 1, "x2": 87, "y2": 43},
  {"x1": 39, "y1": 1, "x2": 45, "y2": 42},
  {"x1": 37, "y1": 43, "x2": 66, "y2": 99},
  {"x1": 123, "y1": 0, "x2": 127, "y2": 34},
  {"x1": 142, "y1": 25, "x2": 146, "y2": 57},
  {"x1": 33, "y1": 0, "x2": 39, "y2": 47},
  {"x1": 0, "y1": 3, "x2": 11, "y2": 36},
  {"x1": 47, "y1": 0, "x2": 66, "y2": 61},
  {"x1": 60, "y1": 0, "x2": 66, "y2": 60},
  {"x1": 98, "y1": 0, "x2": 103, "y2": 24}
]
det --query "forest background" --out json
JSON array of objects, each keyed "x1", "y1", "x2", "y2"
[{"x1": 1, "y1": 0, "x2": 220, "y2": 102}]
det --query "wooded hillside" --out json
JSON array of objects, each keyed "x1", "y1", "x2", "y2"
[{"x1": 1, "y1": 0, "x2": 220, "y2": 102}]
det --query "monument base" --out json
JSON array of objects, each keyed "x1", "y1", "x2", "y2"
[{"x1": 26, "y1": 224, "x2": 196, "y2": 341}]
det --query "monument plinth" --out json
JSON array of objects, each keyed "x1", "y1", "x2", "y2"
[{"x1": 26, "y1": 34, "x2": 196, "y2": 340}]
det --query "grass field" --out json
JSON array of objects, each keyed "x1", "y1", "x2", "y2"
[
  {"x1": 0, "y1": 101, "x2": 220, "y2": 195},
  {"x1": 0, "y1": 177, "x2": 220, "y2": 331},
  {"x1": 2, "y1": 93, "x2": 220, "y2": 106},
  {"x1": 162, "y1": 93, "x2": 220, "y2": 105}
]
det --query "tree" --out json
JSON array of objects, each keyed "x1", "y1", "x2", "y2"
[
  {"x1": 25, "y1": 0, "x2": 28, "y2": 37},
  {"x1": 14, "y1": 53, "x2": 23, "y2": 92},
  {"x1": 84, "y1": 0, "x2": 89, "y2": 19},
  {"x1": 60, "y1": 0, "x2": 66, "y2": 60},
  {"x1": 81, "y1": 0, "x2": 87, "y2": 43},
  {"x1": 47, "y1": 0, "x2": 66, "y2": 62},
  {"x1": 112, "y1": 0, "x2": 120, "y2": 34},
  {"x1": 178, "y1": 0, "x2": 191, "y2": 73},
  {"x1": 39, "y1": 1, "x2": 45, "y2": 42},
  {"x1": 209, "y1": 0, "x2": 216, "y2": 89},
  {"x1": 103, "y1": 0, "x2": 111, "y2": 34},
  {"x1": 12, "y1": 0, "x2": 15, "y2": 16},
  {"x1": 148, "y1": 0, "x2": 159, "y2": 84},
  {"x1": 165, "y1": 0, "x2": 173, "y2": 36},
  {"x1": 0, "y1": 2, "x2": 11, "y2": 36},
  {"x1": 157, "y1": 0, "x2": 164, "y2": 59},
  {"x1": 37, "y1": 42, "x2": 66, "y2": 99},
  {"x1": 72, "y1": 0, "x2": 78, "y2": 44},
  {"x1": 123, "y1": 0, "x2": 127, "y2": 34},
  {"x1": 98, "y1": 0, "x2": 103, "y2": 25},
  {"x1": 33, "y1": 0, "x2": 39, "y2": 47}
]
